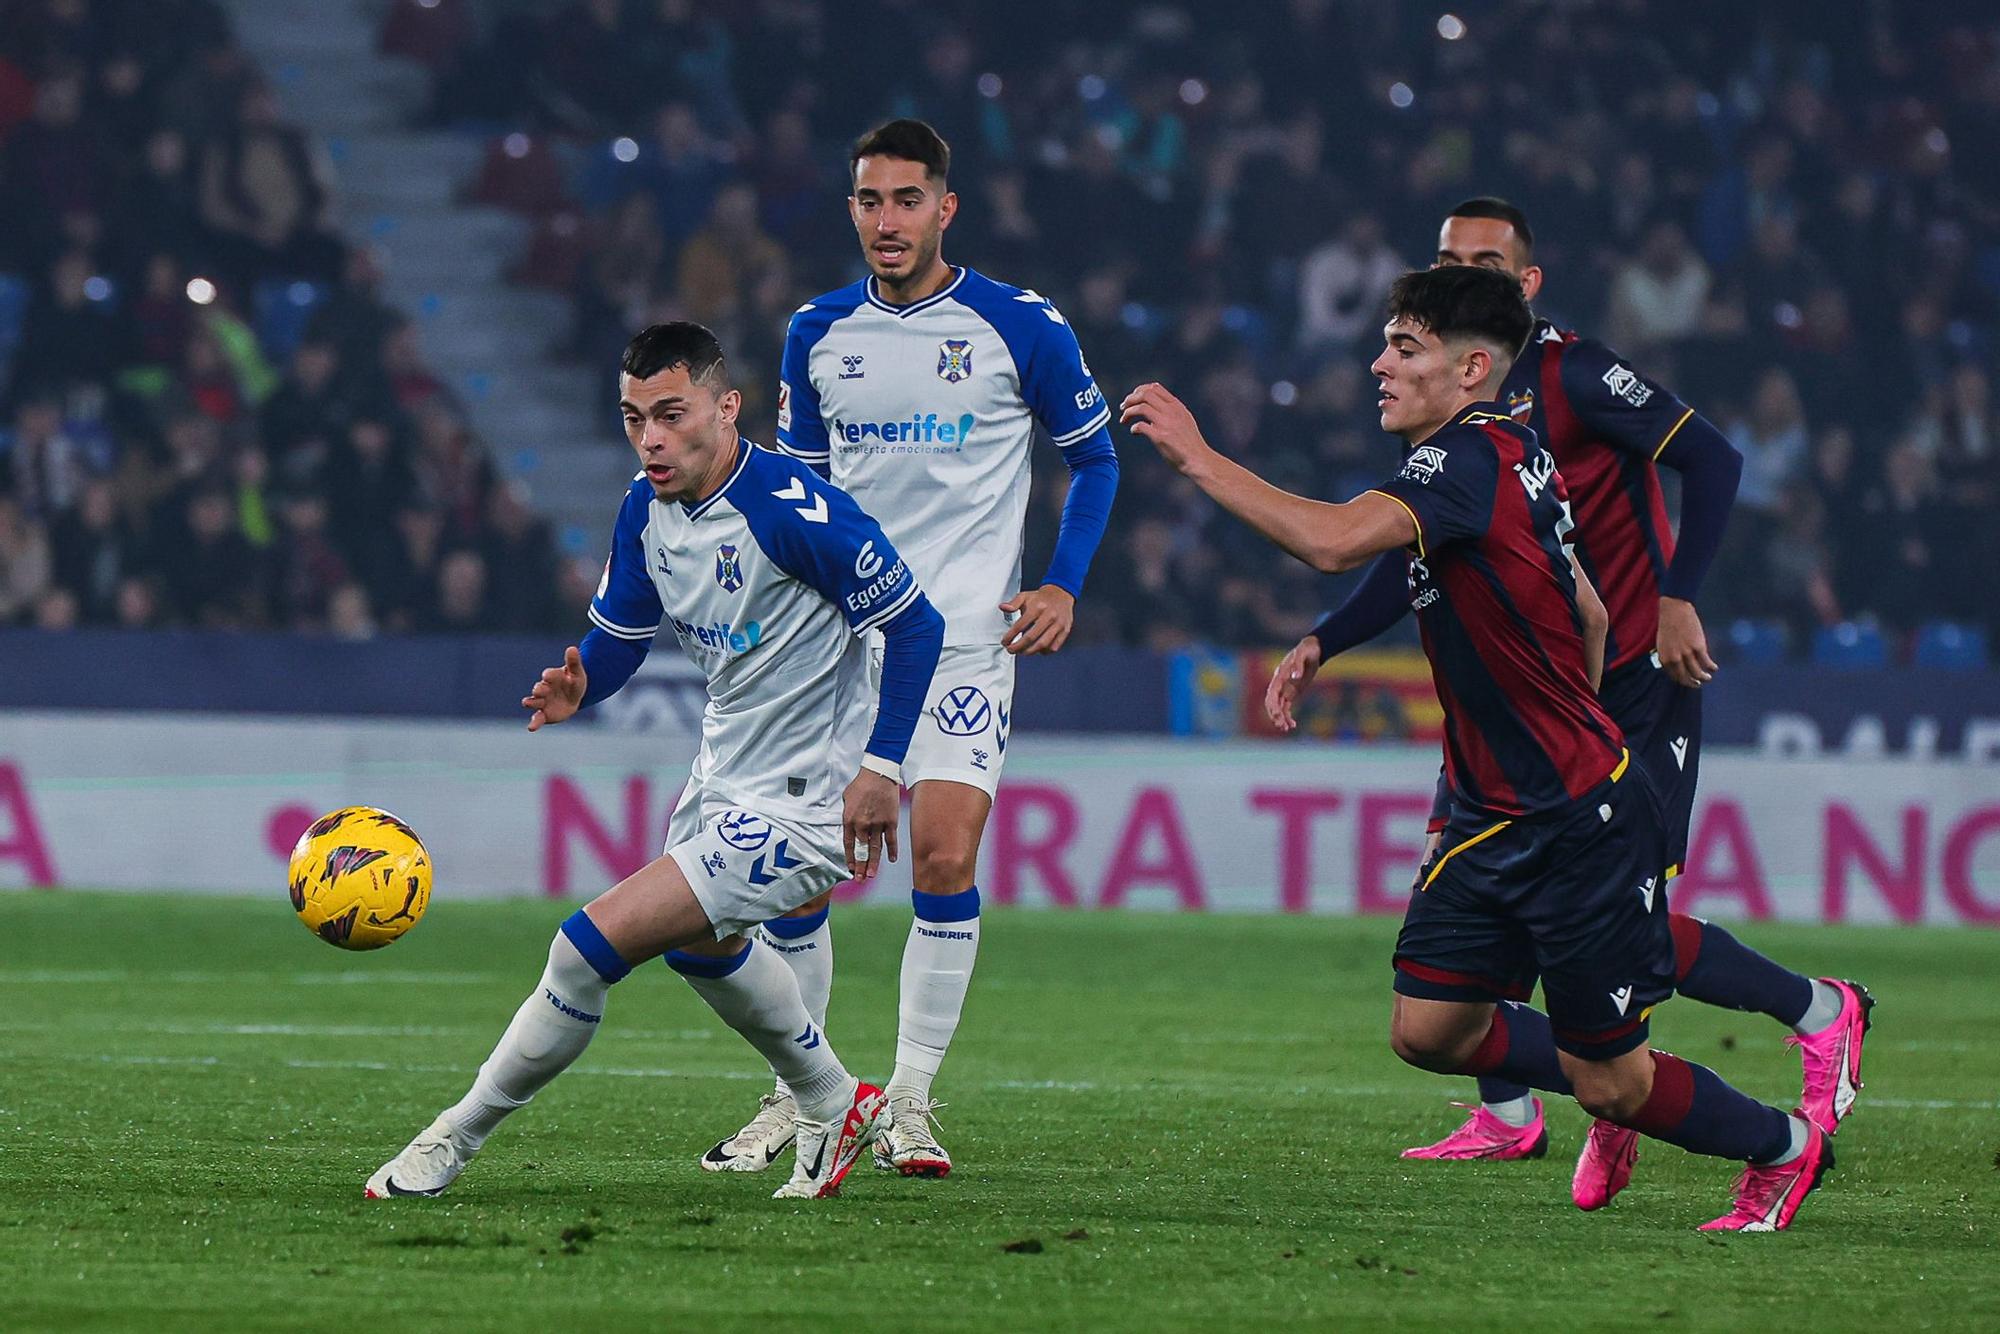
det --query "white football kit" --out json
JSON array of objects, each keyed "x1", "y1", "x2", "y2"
[
  {"x1": 589, "y1": 441, "x2": 938, "y2": 934},
  {"x1": 776, "y1": 266, "x2": 1109, "y2": 793}
]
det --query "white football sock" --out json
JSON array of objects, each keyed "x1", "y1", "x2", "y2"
[
  {"x1": 760, "y1": 910, "x2": 834, "y2": 1100},
  {"x1": 442, "y1": 928, "x2": 612, "y2": 1148},
  {"x1": 674, "y1": 939, "x2": 854, "y2": 1123},
  {"x1": 1484, "y1": 1093, "x2": 1537, "y2": 1128},
  {"x1": 887, "y1": 890, "x2": 981, "y2": 1104},
  {"x1": 1791, "y1": 979, "x2": 1845, "y2": 1035}
]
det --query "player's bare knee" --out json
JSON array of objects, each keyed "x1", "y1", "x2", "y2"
[
  {"x1": 912, "y1": 844, "x2": 978, "y2": 895},
  {"x1": 1567, "y1": 1062, "x2": 1651, "y2": 1123},
  {"x1": 780, "y1": 891, "x2": 832, "y2": 918},
  {"x1": 1389, "y1": 1019, "x2": 1469, "y2": 1073}
]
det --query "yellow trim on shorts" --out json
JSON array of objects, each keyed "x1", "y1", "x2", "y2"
[
  {"x1": 1365, "y1": 489, "x2": 1427, "y2": 560},
  {"x1": 1650, "y1": 407, "x2": 1696, "y2": 461},
  {"x1": 1664, "y1": 862, "x2": 1684, "y2": 882},
  {"x1": 1609, "y1": 748, "x2": 1630, "y2": 783},
  {"x1": 1420, "y1": 818, "x2": 1513, "y2": 892}
]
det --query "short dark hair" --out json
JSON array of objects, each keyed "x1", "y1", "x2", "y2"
[
  {"x1": 1385, "y1": 265, "x2": 1534, "y2": 363},
  {"x1": 850, "y1": 118, "x2": 950, "y2": 186},
  {"x1": 1447, "y1": 196, "x2": 1535, "y2": 255},
  {"x1": 620, "y1": 321, "x2": 730, "y2": 388}
]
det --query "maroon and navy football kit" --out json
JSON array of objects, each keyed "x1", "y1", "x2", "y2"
[
  {"x1": 1498, "y1": 321, "x2": 1711, "y2": 873},
  {"x1": 1372, "y1": 405, "x2": 1675, "y2": 1059}
]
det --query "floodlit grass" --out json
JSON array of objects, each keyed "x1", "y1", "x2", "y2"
[{"x1": 2, "y1": 893, "x2": 1995, "y2": 1331}]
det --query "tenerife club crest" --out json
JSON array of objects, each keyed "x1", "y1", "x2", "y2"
[
  {"x1": 937, "y1": 339, "x2": 974, "y2": 383},
  {"x1": 714, "y1": 543, "x2": 744, "y2": 593}
]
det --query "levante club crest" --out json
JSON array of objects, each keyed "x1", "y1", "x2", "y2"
[{"x1": 937, "y1": 339, "x2": 974, "y2": 383}]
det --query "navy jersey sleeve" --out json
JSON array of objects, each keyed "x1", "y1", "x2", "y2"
[
  {"x1": 1011, "y1": 293, "x2": 1112, "y2": 446},
  {"x1": 587, "y1": 481, "x2": 664, "y2": 642},
  {"x1": 1557, "y1": 338, "x2": 1697, "y2": 460},
  {"x1": 775, "y1": 306, "x2": 832, "y2": 470},
  {"x1": 1367, "y1": 427, "x2": 1501, "y2": 557}
]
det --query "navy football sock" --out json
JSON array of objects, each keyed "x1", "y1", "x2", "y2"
[
  {"x1": 1477, "y1": 1077, "x2": 1535, "y2": 1108},
  {"x1": 1462, "y1": 1002, "x2": 1573, "y2": 1096},
  {"x1": 1670, "y1": 913, "x2": 1814, "y2": 1027},
  {"x1": 1624, "y1": 1051, "x2": 1795, "y2": 1163}
]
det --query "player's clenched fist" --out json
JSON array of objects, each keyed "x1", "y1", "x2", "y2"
[
  {"x1": 1120, "y1": 382, "x2": 1213, "y2": 474},
  {"x1": 523, "y1": 645, "x2": 587, "y2": 731},
  {"x1": 1265, "y1": 635, "x2": 1323, "y2": 734}
]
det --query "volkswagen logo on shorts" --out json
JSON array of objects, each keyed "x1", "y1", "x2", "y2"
[
  {"x1": 934, "y1": 685, "x2": 992, "y2": 736},
  {"x1": 716, "y1": 810, "x2": 772, "y2": 850}
]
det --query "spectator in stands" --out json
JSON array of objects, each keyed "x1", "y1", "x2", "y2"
[
  {"x1": 162, "y1": 485, "x2": 264, "y2": 628},
  {"x1": 50, "y1": 477, "x2": 140, "y2": 624},
  {"x1": 1729, "y1": 367, "x2": 1811, "y2": 519},
  {"x1": 428, "y1": 547, "x2": 489, "y2": 633},
  {"x1": 0, "y1": 495, "x2": 52, "y2": 624},
  {"x1": 271, "y1": 488, "x2": 350, "y2": 632},
  {"x1": 1297, "y1": 215, "x2": 1405, "y2": 351},
  {"x1": 198, "y1": 83, "x2": 341, "y2": 285},
  {"x1": 1604, "y1": 218, "x2": 1711, "y2": 358}
]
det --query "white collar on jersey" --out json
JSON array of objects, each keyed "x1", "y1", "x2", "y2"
[
  {"x1": 864, "y1": 265, "x2": 966, "y2": 318},
  {"x1": 681, "y1": 437, "x2": 753, "y2": 519}
]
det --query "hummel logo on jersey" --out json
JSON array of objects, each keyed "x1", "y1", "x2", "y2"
[
  {"x1": 771, "y1": 476, "x2": 828, "y2": 523},
  {"x1": 938, "y1": 339, "x2": 974, "y2": 382},
  {"x1": 1639, "y1": 877, "x2": 1657, "y2": 911},
  {"x1": 1610, "y1": 985, "x2": 1635, "y2": 1016},
  {"x1": 1602, "y1": 363, "x2": 1654, "y2": 407},
  {"x1": 838, "y1": 354, "x2": 865, "y2": 380},
  {"x1": 854, "y1": 540, "x2": 883, "y2": 579},
  {"x1": 1400, "y1": 444, "x2": 1447, "y2": 484},
  {"x1": 1671, "y1": 736, "x2": 1690, "y2": 770}
]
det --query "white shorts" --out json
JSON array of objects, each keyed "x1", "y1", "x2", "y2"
[
  {"x1": 665, "y1": 784, "x2": 848, "y2": 939},
  {"x1": 875, "y1": 641, "x2": 1015, "y2": 797}
]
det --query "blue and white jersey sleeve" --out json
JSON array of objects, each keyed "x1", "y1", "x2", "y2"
[
  {"x1": 588, "y1": 480, "x2": 664, "y2": 642},
  {"x1": 734, "y1": 461, "x2": 926, "y2": 636},
  {"x1": 1008, "y1": 292, "x2": 1111, "y2": 447},
  {"x1": 775, "y1": 305, "x2": 833, "y2": 468}
]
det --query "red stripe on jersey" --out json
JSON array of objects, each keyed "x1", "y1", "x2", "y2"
[
  {"x1": 1418, "y1": 422, "x2": 1623, "y2": 815},
  {"x1": 1539, "y1": 339, "x2": 1676, "y2": 671}
]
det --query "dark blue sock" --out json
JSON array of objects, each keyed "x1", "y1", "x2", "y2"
[
  {"x1": 1627, "y1": 1051, "x2": 1794, "y2": 1163},
  {"x1": 1464, "y1": 1002, "x2": 1574, "y2": 1096},
  {"x1": 1477, "y1": 1076, "x2": 1534, "y2": 1105},
  {"x1": 1672, "y1": 914, "x2": 1813, "y2": 1027}
]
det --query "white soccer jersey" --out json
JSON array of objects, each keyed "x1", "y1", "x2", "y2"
[
  {"x1": 776, "y1": 267, "x2": 1110, "y2": 646},
  {"x1": 589, "y1": 441, "x2": 928, "y2": 819}
]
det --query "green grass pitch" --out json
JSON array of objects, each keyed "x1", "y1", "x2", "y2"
[{"x1": 2, "y1": 892, "x2": 1996, "y2": 1332}]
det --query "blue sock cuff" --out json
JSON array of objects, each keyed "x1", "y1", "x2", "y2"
[
  {"x1": 560, "y1": 909, "x2": 631, "y2": 983},
  {"x1": 663, "y1": 940, "x2": 754, "y2": 978},
  {"x1": 912, "y1": 886, "x2": 980, "y2": 923},
  {"x1": 763, "y1": 905, "x2": 830, "y2": 940}
]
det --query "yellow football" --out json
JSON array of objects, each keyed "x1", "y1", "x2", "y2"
[{"x1": 287, "y1": 806, "x2": 432, "y2": 950}]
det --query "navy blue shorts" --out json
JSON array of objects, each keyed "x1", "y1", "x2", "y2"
[
  {"x1": 1393, "y1": 758, "x2": 1676, "y2": 1059},
  {"x1": 1600, "y1": 656, "x2": 1702, "y2": 877}
]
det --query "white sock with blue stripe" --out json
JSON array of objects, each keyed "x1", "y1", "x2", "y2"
[
  {"x1": 443, "y1": 910, "x2": 629, "y2": 1148},
  {"x1": 667, "y1": 938, "x2": 854, "y2": 1123},
  {"x1": 887, "y1": 887, "x2": 982, "y2": 1105},
  {"x1": 760, "y1": 905, "x2": 834, "y2": 1102}
]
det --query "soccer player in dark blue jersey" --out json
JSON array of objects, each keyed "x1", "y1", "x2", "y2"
[
  {"x1": 1123, "y1": 266, "x2": 1834, "y2": 1231},
  {"x1": 1367, "y1": 199, "x2": 1870, "y2": 1201}
]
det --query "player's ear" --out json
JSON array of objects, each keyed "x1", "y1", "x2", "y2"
[
  {"x1": 1519, "y1": 265, "x2": 1544, "y2": 303},
  {"x1": 1463, "y1": 346, "x2": 1492, "y2": 391},
  {"x1": 716, "y1": 387, "x2": 741, "y2": 425},
  {"x1": 938, "y1": 189, "x2": 957, "y2": 230}
]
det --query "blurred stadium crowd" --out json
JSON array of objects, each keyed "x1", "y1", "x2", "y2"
[{"x1": 3, "y1": 0, "x2": 1997, "y2": 666}]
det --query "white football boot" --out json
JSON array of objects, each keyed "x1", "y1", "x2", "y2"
[
  {"x1": 772, "y1": 1081, "x2": 888, "y2": 1199},
  {"x1": 871, "y1": 1095, "x2": 952, "y2": 1178},
  {"x1": 364, "y1": 1116, "x2": 477, "y2": 1199},
  {"x1": 699, "y1": 1090, "x2": 797, "y2": 1173}
]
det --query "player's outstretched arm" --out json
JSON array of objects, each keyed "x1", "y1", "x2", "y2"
[
  {"x1": 1121, "y1": 382, "x2": 1416, "y2": 573},
  {"x1": 523, "y1": 645, "x2": 588, "y2": 731}
]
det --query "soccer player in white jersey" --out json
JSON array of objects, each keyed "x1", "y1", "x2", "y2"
[
  {"x1": 365, "y1": 323, "x2": 944, "y2": 1202},
  {"x1": 699, "y1": 119, "x2": 1120, "y2": 1178}
]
